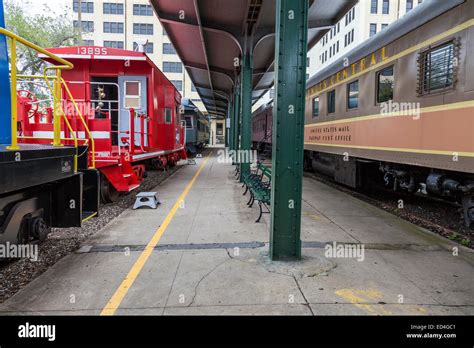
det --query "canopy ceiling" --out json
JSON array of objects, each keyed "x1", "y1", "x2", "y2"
[{"x1": 150, "y1": 0, "x2": 357, "y2": 118}]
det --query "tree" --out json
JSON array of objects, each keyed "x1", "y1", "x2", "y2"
[{"x1": 4, "y1": 0, "x2": 81, "y2": 76}]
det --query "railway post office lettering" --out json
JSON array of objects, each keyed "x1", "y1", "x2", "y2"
[{"x1": 308, "y1": 125, "x2": 352, "y2": 143}]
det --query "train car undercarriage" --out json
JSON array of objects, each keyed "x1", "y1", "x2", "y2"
[{"x1": 304, "y1": 150, "x2": 474, "y2": 228}]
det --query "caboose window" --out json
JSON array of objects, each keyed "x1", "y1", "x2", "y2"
[
  {"x1": 347, "y1": 80, "x2": 359, "y2": 109},
  {"x1": 419, "y1": 41, "x2": 456, "y2": 94},
  {"x1": 376, "y1": 66, "x2": 394, "y2": 104},
  {"x1": 165, "y1": 108, "x2": 172, "y2": 124},
  {"x1": 124, "y1": 81, "x2": 141, "y2": 109},
  {"x1": 327, "y1": 90, "x2": 336, "y2": 114},
  {"x1": 312, "y1": 97, "x2": 319, "y2": 117}
]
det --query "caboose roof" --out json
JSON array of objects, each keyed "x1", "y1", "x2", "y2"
[
  {"x1": 39, "y1": 46, "x2": 181, "y2": 97},
  {"x1": 39, "y1": 46, "x2": 148, "y2": 61}
]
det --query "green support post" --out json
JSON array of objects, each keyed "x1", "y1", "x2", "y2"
[
  {"x1": 225, "y1": 122, "x2": 229, "y2": 148},
  {"x1": 270, "y1": 0, "x2": 308, "y2": 260},
  {"x1": 233, "y1": 83, "x2": 241, "y2": 164},
  {"x1": 239, "y1": 53, "x2": 252, "y2": 181},
  {"x1": 229, "y1": 96, "x2": 234, "y2": 151}
]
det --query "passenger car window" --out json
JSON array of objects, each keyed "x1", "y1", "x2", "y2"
[{"x1": 377, "y1": 66, "x2": 394, "y2": 104}]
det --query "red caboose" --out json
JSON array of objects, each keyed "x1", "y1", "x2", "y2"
[{"x1": 18, "y1": 46, "x2": 187, "y2": 202}]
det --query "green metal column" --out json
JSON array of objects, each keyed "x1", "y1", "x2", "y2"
[
  {"x1": 270, "y1": 0, "x2": 308, "y2": 260},
  {"x1": 233, "y1": 83, "x2": 241, "y2": 163},
  {"x1": 239, "y1": 53, "x2": 252, "y2": 181},
  {"x1": 229, "y1": 96, "x2": 234, "y2": 151}
]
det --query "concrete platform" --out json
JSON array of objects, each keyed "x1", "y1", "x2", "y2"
[{"x1": 1, "y1": 151, "x2": 473, "y2": 316}]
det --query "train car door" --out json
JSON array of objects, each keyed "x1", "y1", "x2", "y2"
[{"x1": 118, "y1": 76, "x2": 148, "y2": 147}]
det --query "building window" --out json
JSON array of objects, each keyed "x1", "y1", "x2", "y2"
[
  {"x1": 164, "y1": 108, "x2": 172, "y2": 124},
  {"x1": 312, "y1": 96, "x2": 319, "y2": 117},
  {"x1": 377, "y1": 66, "x2": 394, "y2": 103},
  {"x1": 418, "y1": 41, "x2": 456, "y2": 95},
  {"x1": 382, "y1": 0, "x2": 390, "y2": 14},
  {"x1": 103, "y1": 3, "x2": 123, "y2": 15},
  {"x1": 104, "y1": 41, "x2": 124, "y2": 49},
  {"x1": 327, "y1": 90, "x2": 336, "y2": 114},
  {"x1": 171, "y1": 80, "x2": 183, "y2": 91},
  {"x1": 73, "y1": 0, "x2": 93, "y2": 13},
  {"x1": 104, "y1": 22, "x2": 124, "y2": 34},
  {"x1": 347, "y1": 80, "x2": 359, "y2": 109},
  {"x1": 306, "y1": 57, "x2": 310, "y2": 68},
  {"x1": 133, "y1": 23, "x2": 153, "y2": 35},
  {"x1": 345, "y1": 29, "x2": 354, "y2": 47},
  {"x1": 370, "y1": 23, "x2": 377, "y2": 37},
  {"x1": 163, "y1": 43, "x2": 176, "y2": 54},
  {"x1": 124, "y1": 81, "x2": 141, "y2": 109},
  {"x1": 73, "y1": 20, "x2": 94, "y2": 32},
  {"x1": 133, "y1": 42, "x2": 154, "y2": 53},
  {"x1": 371, "y1": 0, "x2": 378, "y2": 14},
  {"x1": 163, "y1": 62, "x2": 183, "y2": 73},
  {"x1": 191, "y1": 83, "x2": 197, "y2": 92},
  {"x1": 382, "y1": 23, "x2": 389, "y2": 30},
  {"x1": 406, "y1": 0, "x2": 413, "y2": 12},
  {"x1": 133, "y1": 4, "x2": 153, "y2": 16},
  {"x1": 74, "y1": 39, "x2": 95, "y2": 46}
]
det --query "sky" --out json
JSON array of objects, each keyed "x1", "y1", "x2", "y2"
[{"x1": 10, "y1": 0, "x2": 71, "y2": 16}]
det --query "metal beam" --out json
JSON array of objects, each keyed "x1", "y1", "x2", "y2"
[
  {"x1": 194, "y1": 84, "x2": 230, "y2": 100},
  {"x1": 157, "y1": 12, "x2": 243, "y2": 54},
  {"x1": 239, "y1": 52, "x2": 252, "y2": 182},
  {"x1": 233, "y1": 81, "x2": 241, "y2": 162},
  {"x1": 270, "y1": 0, "x2": 308, "y2": 260},
  {"x1": 184, "y1": 61, "x2": 235, "y2": 86},
  {"x1": 192, "y1": 0, "x2": 218, "y2": 120},
  {"x1": 229, "y1": 93, "x2": 234, "y2": 151}
]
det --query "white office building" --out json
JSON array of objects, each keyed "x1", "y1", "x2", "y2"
[
  {"x1": 253, "y1": 0, "x2": 423, "y2": 111},
  {"x1": 72, "y1": 0, "x2": 205, "y2": 113},
  {"x1": 308, "y1": 0, "x2": 424, "y2": 76}
]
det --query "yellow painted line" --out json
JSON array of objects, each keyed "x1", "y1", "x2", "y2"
[
  {"x1": 335, "y1": 288, "x2": 392, "y2": 315},
  {"x1": 307, "y1": 19, "x2": 474, "y2": 98},
  {"x1": 304, "y1": 100, "x2": 474, "y2": 127},
  {"x1": 100, "y1": 154, "x2": 212, "y2": 316},
  {"x1": 82, "y1": 212, "x2": 98, "y2": 223},
  {"x1": 304, "y1": 142, "x2": 474, "y2": 158},
  {"x1": 302, "y1": 212, "x2": 322, "y2": 221}
]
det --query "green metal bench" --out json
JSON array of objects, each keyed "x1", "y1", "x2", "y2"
[{"x1": 242, "y1": 163, "x2": 271, "y2": 223}]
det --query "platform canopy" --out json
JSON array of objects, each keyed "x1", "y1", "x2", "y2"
[{"x1": 150, "y1": 0, "x2": 357, "y2": 118}]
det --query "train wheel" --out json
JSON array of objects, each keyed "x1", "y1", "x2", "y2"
[
  {"x1": 30, "y1": 217, "x2": 50, "y2": 243},
  {"x1": 100, "y1": 175, "x2": 119, "y2": 203}
]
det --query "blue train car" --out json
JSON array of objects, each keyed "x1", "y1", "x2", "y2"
[{"x1": 182, "y1": 98, "x2": 209, "y2": 154}]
